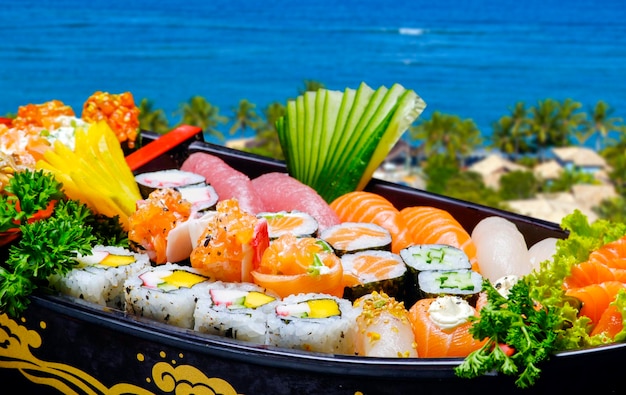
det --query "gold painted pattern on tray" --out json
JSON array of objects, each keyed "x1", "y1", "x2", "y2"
[{"x1": 0, "y1": 313, "x2": 241, "y2": 394}]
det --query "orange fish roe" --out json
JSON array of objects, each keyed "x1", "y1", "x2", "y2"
[
  {"x1": 190, "y1": 198, "x2": 269, "y2": 283},
  {"x1": 82, "y1": 91, "x2": 140, "y2": 148},
  {"x1": 128, "y1": 188, "x2": 192, "y2": 264},
  {"x1": 11, "y1": 99, "x2": 75, "y2": 130}
]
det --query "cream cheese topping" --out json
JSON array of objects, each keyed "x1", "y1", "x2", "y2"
[{"x1": 428, "y1": 295, "x2": 475, "y2": 330}]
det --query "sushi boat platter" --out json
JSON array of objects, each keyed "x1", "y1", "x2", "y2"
[{"x1": 1, "y1": 128, "x2": 625, "y2": 395}]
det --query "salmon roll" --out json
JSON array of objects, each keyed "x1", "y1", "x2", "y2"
[
  {"x1": 266, "y1": 293, "x2": 360, "y2": 354},
  {"x1": 341, "y1": 250, "x2": 407, "y2": 302},
  {"x1": 124, "y1": 263, "x2": 213, "y2": 329},
  {"x1": 257, "y1": 210, "x2": 319, "y2": 239},
  {"x1": 320, "y1": 222, "x2": 392, "y2": 256}
]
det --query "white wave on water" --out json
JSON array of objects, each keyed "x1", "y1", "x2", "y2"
[{"x1": 398, "y1": 27, "x2": 425, "y2": 36}]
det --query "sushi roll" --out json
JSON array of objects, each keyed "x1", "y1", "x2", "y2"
[
  {"x1": 266, "y1": 293, "x2": 360, "y2": 354},
  {"x1": 353, "y1": 291, "x2": 418, "y2": 358},
  {"x1": 400, "y1": 244, "x2": 472, "y2": 307},
  {"x1": 193, "y1": 282, "x2": 279, "y2": 344},
  {"x1": 417, "y1": 269, "x2": 483, "y2": 303},
  {"x1": 178, "y1": 184, "x2": 219, "y2": 214},
  {"x1": 124, "y1": 263, "x2": 213, "y2": 329},
  {"x1": 48, "y1": 245, "x2": 150, "y2": 310},
  {"x1": 257, "y1": 210, "x2": 319, "y2": 239},
  {"x1": 135, "y1": 169, "x2": 206, "y2": 198},
  {"x1": 319, "y1": 222, "x2": 392, "y2": 256},
  {"x1": 341, "y1": 250, "x2": 407, "y2": 302}
]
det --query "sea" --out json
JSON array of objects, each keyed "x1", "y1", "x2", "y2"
[{"x1": 2, "y1": 0, "x2": 626, "y2": 146}]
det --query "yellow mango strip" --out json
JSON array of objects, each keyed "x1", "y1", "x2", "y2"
[{"x1": 36, "y1": 121, "x2": 141, "y2": 230}]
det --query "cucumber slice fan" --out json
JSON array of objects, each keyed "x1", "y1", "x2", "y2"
[{"x1": 276, "y1": 82, "x2": 426, "y2": 203}]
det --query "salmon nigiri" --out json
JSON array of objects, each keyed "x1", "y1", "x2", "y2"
[
  {"x1": 408, "y1": 296, "x2": 487, "y2": 358},
  {"x1": 565, "y1": 281, "x2": 626, "y2": 326},
  {"x1": 330, "y1": 191, "x2": 411, "y2": 253},
  {"x1": 399, "y1": 206, "x2": 478, "y2": 271}
]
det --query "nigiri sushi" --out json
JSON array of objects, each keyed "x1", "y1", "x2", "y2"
[
  {"x1": 471, "y1": 216, "x2": 531, "y2": 282},
  {"x1": 353, "y1": 291, "x2": 418, "y2": 358},
  {"x1": 408, "y1": 295, "x2": 487, "y2": 358}
]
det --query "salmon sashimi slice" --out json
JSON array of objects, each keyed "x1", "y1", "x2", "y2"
[
  {"x1": 590, "y1": 303, "x2": 624, "y2": 339},
  {"x1": 563, "y1": 260, "x2": 626, "y2": 289},
  {"x1": 330, "y1": 191, "x2": 412, "y2": 253},
  {"x1": 587, "y1": 236, "x2": 626, "y2": 269},
  {"x1": 565, "y1": 281, "x2": 626, "y2": 326},
  {"x1": 408, "y1": 296, "x2": 487, "y2": 358},
  {"x1": 400, "y1": 206, "x2": 478, "y2": 271}
]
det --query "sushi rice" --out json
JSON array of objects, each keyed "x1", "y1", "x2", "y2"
[
  {"x1": 124, "y1": 262, "x2": 213, "y2": 329},
  {"x1": 48, "y1": 245, "x2": 150, "y2": 310},
  {"x1": 266, "y1": 293, "x2": 361, "y2": 354},
  {"x1": 193, "y1": 281, "x2": 279, "y2": 344}
]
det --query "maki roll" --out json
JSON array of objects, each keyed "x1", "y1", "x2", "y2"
[
  {"x1": 400, "y1": 244, "x2": 472, "y2": 306},
  {"x1": 178, "y1": 184, "x2": 219, "y2": 213},
  {"x1": 417, "y1": 269, "x2": 483, "y2": 304},
  {"x1": 266, "y1": 293, "x2": 360, "y2": 354},
  {"x1": 124, "y1": 263, "x2": 213, "y2": 329},
  {"x1": 48, "y1": 245, "x2": 150, "y2": 310},
  {"x1": 320, "y1": 222, "x2": 392, "y2": 256},
  {"x1": 257, "y1": 210, "x2": 319, "y2": 239},
  {"x1": 135, "y1": 169, "x2": 206, "y2": 198},
  {"x1": 194, "y1": 282, "x2": 279, "y2": 344},
  {"x1": 341, "y1": 250, "x2": 407, "y2": 302}
]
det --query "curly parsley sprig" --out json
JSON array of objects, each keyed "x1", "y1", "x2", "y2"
[{"x1": 455, "y1": 279, "x2": 561, "y2": 389}]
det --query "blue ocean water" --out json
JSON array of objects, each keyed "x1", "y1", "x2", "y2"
[{"x1": 2, "y1": 0, "x2": 625, "y2": 144}]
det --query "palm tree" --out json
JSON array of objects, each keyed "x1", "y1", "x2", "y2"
[
  {"x1": 245, "y1": 102, "x2": 286, "y2": 160},
  {"x1": 229, "y1": 99, "x2": 261, "y2": 136},
  {"x1": 298, "y1": 80, "x2": 325, "y2": 95},
  {"x1": 409, "y1": 111, "x2": 481, "y2": 167},
  {"x1": 585, "y1": 100, "x2": 623, "y2": 151},
  {"x1": 555, "y1": 98, "x2": 585, "y2": 147},
  {"x1": 527, "y1": 99, "x2": 559, "y2": 161},
  {"x1": 137, "y1": 98, "x2": 169, "y2": 134},
  {"x1": 490, "y1": 102, "x2": 530, "y2": 158},
  {"x1": 177, "y1": 96, "x2": 228, "y2": 141}
]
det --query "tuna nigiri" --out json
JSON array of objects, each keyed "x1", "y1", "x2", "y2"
[
  {"x1": 251, "y1": 172, "x2": 340, "y2": 232},
  {"x1": 408, "y1": 296, "x2": 487, "y2": 358},
  {"x1": 400, "y1": 206, "x2": 478, "y2": 271},
  {"x1": 330, "y1": 191, "x2": 412, "y2": 253},
  {"x1": 181, "y1": 152, "x2": 266, "y2": 214}
]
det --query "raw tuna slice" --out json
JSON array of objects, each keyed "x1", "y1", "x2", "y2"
[
  {"x1": 251, "y1": 172, "x2": 340, "y2": 232},
  {"x1": 180, "y1": 153, "x2": 265, "y2": 214}
]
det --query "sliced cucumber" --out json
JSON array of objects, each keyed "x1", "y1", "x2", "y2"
[{"x1": 275, "y1": 82, "x2": 426, "y2": 203}]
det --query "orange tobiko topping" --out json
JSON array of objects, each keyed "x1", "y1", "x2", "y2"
[
  {"x1": 82, "y1": 91, "x2": 140, "y2": 148},
  {"x1": 128, "y1": 188, "x2": 192, "y2": 264}
]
